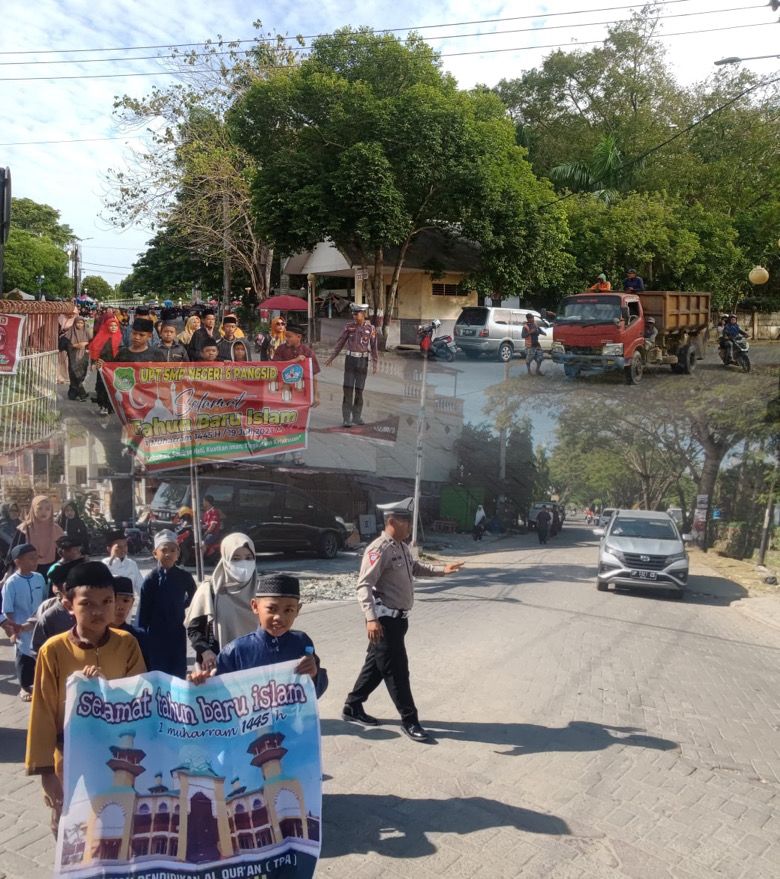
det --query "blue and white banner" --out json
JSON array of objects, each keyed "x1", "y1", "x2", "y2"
[{"x1": 55, "y1": 662, "x2": 322, "y2": 879}]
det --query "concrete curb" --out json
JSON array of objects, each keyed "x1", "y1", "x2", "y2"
[{"x1": 733, "y1": 596, "x2": 780, "y2": 632}]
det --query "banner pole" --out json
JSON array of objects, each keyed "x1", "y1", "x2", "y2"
[{"x1": 190, "y1": 456, "x2": 204, "y2": 581}]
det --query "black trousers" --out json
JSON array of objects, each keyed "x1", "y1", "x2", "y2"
[
  {"x1": 537, "y1": 526, "x2": 549, "y2": 545},
  {"x1": 345, "y1": 616, "x2": 418, "y2": 724},
  {"x1": 342, "y1": 356, "x2": 369, "y2": 422},
  {"x1": 15, "y1": 651, "x2": 35, "y2": 692}
]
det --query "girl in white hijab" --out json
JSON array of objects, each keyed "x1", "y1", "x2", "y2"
[{"x1": 185, "y1": 532, "x2": 259, "y2": 672}]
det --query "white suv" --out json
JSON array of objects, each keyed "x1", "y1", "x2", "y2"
[{"x1": 594, "y1": 509, "x2": 690, "y2": 598}]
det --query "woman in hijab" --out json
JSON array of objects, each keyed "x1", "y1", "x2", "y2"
[
  {"x1": 13, "y1": 495, "x2": 64, "y2": 576},
  {"x1": 185, "y1": 533, "x2": 259, "y2": 673},
  {"x1": 178, "y1": 315, "x2": 202, "y2": 359},
  {"x1": 473, "y1": 504, "x2": 487, "y2": 541},
  {"x1": 56, "y1": 500, "x2": 90, "y2": 552},
  {"x1": 89, "y1": 316, "x2": 122, "y2": 415},
  {"x1": 59, "y1": 317, "x2": 91, "y2": 401},
  {"x1": 56, "y1": 305, "x2": 79, "y2": 385}
]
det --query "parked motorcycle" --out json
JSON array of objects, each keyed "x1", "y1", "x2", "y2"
[
  {"x1": 122, "y1": 521, "x2": 153, "y2": 555},
  {"x1": 718, "y1": 336, "x2": 750, "y2": 373},
  {"x1": 417, "y1": 320, "x2": 457, "y2": 362},
  {"x1": 176, "y1": 520, "x2": 221, "y2": 567}
]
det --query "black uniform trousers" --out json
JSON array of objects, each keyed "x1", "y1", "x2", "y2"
[
  {"x1": 345, "y1": 616, "x2": 418, "y2": 724},
  {"x1": 342, "y1": 356, "x2": 369, "y2": 422}
]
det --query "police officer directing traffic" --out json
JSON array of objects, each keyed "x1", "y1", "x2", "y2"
[
  {"x1": 342, "y1": 498, "x2": 464, "y2": 742},
  {"x1": 325, "y1": 303, "x2": 379, "y2": 428}
]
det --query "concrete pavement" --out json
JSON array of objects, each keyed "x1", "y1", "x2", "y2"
[{"x1": 1, "y1": 524, "x2": 779, "y2": 878}]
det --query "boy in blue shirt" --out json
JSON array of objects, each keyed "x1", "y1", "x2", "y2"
[
  {"x1": 191, "y1": 574, "x2": 326, "y2": 696},
  {"x1": 1, "y1": 543, "x2": 46, "y2": 700}
]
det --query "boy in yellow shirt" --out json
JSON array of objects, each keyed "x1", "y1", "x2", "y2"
[{"x1": 25, "y1": 561, "x2": 146, "y2": 834}]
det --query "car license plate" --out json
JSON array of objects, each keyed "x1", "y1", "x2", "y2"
[
  {"x1": 631, "y1": 570, "x2": 657, "y2": 580},
  {"x1": 461, "y1": 328, "x2": 475, "y2": 336}
]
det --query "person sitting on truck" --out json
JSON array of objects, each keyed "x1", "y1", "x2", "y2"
[
  {"x1": 720, "y1": 315, "x2": 747, "y2": 362},
  {"x1": 643, "y1": 317, "x2": 658, "y2": 349},
  {"x1": 589, "y1": 273, "x2": 611, "y2": 292},
  {"x1": 622, "y1": 269, "x2": 645, "y2": 292}
]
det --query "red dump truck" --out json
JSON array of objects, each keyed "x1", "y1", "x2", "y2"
[{"x1": 550, "y1": 290, "x2": 711, "y2": 384}]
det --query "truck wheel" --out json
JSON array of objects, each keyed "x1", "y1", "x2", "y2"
[
  {"x1": 563, "y1": 364, "x2": 580, "y2": 378},
  {"x1": 497, "y1": 342, "x2": 513, "y2": 363},
  {"x1": 625, "y1": 351, "x2": 644, "y2": 385},
  {"x1": 679, "y1": 345, "x2": 696, "y2": 375}
]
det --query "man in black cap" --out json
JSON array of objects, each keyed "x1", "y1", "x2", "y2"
[
  {"x1": 342, "y1": 499, "x2": 464, "y2": 741},
  {"x1": 622, "y1": 268, "x2": 645, "y2": 292},
  {"x1": 190, "y1": 308, "x2": 218, "y2": 359},
  {"x1": 217, "y1": 315, "x2": 242, "y2": 361},
  {"x1": 325, "y1": 303, "x2": 379, "y2": 427},
  {"x1": 274, "y1": 322, "x2": 321, "y2": 407}
]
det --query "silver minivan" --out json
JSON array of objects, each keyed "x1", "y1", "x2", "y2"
[
  {"x1": 454, "y1": 306, "x2": 554, "y2": 362},
  {"x1": 593, "y1": 509, "x2": 691, "y2": 598}
]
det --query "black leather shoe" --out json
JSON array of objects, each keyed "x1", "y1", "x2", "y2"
[
  {"x1": 341, "y1": 705, "x2": 378, "y2": 726},
  {"x1": 401, "y1": 722, "x2": 430, "y2": 742}
]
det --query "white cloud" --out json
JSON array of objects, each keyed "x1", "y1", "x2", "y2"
[{"x1": 1, "y1": 0, "x2": 777, "y2": 287}]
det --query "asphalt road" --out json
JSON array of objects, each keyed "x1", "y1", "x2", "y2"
[{"x1": 1, "y1": 524, "x2": 778, "y2": 878}]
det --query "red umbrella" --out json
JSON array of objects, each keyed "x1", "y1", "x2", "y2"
[{"x1": 258, "y1": 295, "x2": 308, "y2": 312}]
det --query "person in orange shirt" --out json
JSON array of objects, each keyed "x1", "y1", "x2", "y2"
[
  {"x1": 589, "y1": 273, "x2": 612, "y2": 292},
  {"x1": 25, "y1": 562, "x2": 146, "y2": 835}
]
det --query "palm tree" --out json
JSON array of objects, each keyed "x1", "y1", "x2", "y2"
[{"x1": 550, "y1": 135, "x2": 637, "y2": 203}]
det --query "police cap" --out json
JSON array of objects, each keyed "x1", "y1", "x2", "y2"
[{"x1": 377, "y1": 497, "x2": 414, "y2": 520}]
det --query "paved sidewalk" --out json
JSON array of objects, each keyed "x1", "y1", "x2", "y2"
[{"x1": 1, "y1": 527, "x2": 779, "y2": 878}]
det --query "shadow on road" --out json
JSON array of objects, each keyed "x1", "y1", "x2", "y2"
[
  {"x1": 0, "y1": 727, "x2": 27, "y2": 763},
  {"x1": 424, "y1": 719, "x2": 678, "y2": 757},
  {"x1": 320, "y1": 793, "x2": 569, "y2": 858}
]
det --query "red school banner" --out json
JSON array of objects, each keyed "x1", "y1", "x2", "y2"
[
  {"x1": 0, "y1": 314, "x2": 26, "y2": 375},
  {"x1": 101, "y1": 360, "x2": 314, "y2": 471}
]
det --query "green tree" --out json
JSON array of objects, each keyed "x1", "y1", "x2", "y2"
[
  {"x1": 229, "y1": 27, "x2": 570, "y2": 340},
  {"x1": 10, "y1": 197, "x2": 74, "y2": 247},
  {"x1": 2, "y1": 228, "x2": 70, "y2": 296},
  {"x1": 80, "y1": 275, "x2": 114, "y2": 300},
  {"x1": 106, "y1": 28, "x2": 299, "y2": 299}
]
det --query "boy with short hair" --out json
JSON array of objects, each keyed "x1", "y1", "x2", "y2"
[
  {"x1": 137, "y1": 531, "x2": 196, "y2": 678},
  {"x1": 46, "y1": 535, "x2": 87, "y2": 596},
  {"x1": 154, "y1": 322, "x2": 189, "y2": 362},
  {"x1": 2, "y1": 543, "x2": 46, "y2": 700},
  {"x1": 25, "y1": 561, "x2": 146, "y2": 832},
  {"x1": 195, "y1": 574, "x2": 326, "y2": 697},
  {"x1": 199, "y1": 340, "x2": 221, "y2": 362}
]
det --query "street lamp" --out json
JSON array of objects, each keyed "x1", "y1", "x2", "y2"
[
  {"x1": 35, "y1": 273, "x2": 45, "y2": 299},
  {"x1": 715, "y1": 54, "x2": 780, "y2": 65}
]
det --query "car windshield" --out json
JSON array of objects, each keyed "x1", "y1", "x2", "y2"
[
  {"x1": 556, "y1": 296, "x2": 621, "y2": 324},
  {"x1": 151, "y1": 482, "x2": 188, "y2": 510},
  {"x1": 610, "y1": 517, "x2": 678, "y2": 540},
  {"x1": 456, "y1": 308, "x2": 488, "y2": 327}
]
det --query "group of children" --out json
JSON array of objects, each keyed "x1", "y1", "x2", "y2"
[{"x1": 0, "y1": 526, "x2": 324, "y2": 835}]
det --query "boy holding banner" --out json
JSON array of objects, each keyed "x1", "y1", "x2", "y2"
[{"x1": 25, "y1": 562, "x2": 146, "y2": 833}]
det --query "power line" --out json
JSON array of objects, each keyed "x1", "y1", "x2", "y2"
[
  {"x1": 0, "y1": 4, "x2": 764, "y2": 67},
  {"x1": 0, "y1": 20, "x2": 772, "y2": 82},
  {"x1": 0, "y1": 135, "x2": 142, "y2": 146},
  {"x1": 0, "y1": 0, "x2": 702, "y2": 56},
  {"x1": 82, "y1": 261, "x2": 135, "y2": 269}
]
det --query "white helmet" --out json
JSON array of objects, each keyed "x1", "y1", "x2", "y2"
[{"x1": 432, "y1": 319, "x2": 441, "y2": 329}]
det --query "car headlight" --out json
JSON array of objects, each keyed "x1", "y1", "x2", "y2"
[
  {"x1": 604, "y1": 543, "x2": 625, "y2": 563},
  {"x1": 602, "y1": 343, "x2": 624, "y2": 356},
  {"x1": 665, "y1": 551, "x2": 687, "y2": 565}
]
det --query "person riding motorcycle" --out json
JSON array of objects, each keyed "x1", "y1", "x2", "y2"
[{"x1": 720, "y1": 315, "x2": 747, "y2": 363}]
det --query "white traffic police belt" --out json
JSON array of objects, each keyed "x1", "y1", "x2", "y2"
[{"x1": 373, "y1": 597, "x2": 409, "y2": 619}]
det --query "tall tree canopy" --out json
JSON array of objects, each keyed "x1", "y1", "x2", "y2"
[
  {"x1": 2, "y1": 197, "x2": 73, "y2": 296},
  {"x1": 229, "y1": 27, "x2": 571, "y2": 340}
]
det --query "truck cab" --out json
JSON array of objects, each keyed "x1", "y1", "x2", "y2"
[{"x1": 551, "y1": 290, "x2": 710, "y2": 384}]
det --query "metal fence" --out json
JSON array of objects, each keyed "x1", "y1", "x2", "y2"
[{"x1": 0, "y1": 350, "x2": 61, "y2": 455}]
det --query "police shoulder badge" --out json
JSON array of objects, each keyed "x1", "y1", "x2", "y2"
[{"x1": 367, "y1": 547, "x2": 382, "y2": 566}]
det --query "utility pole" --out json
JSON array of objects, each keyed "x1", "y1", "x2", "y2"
[
  {"x1": 0, "y1": 167, "x2": 11, "y2": 293},
  {"x1": 411, "y1": 354, "x2": 429, "y2": 549},
  {"x1": 498, "y1": 358, "x2": 510, "y2": 481},
  {"x1": 222, "y1": 194, "x2": 231, "y2": 312}
]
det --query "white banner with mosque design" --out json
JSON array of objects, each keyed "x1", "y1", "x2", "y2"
[{"x1": 55, "y1": 662, "x2": 322, "y2": 879}]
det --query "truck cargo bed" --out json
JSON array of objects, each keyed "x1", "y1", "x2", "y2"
[{"x1": 638, "y1": 291, "x2": 711, "y2": 333}]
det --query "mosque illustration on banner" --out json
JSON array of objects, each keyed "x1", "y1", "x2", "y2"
[{"x1": 59, "y1": 729, "x2": 320, "y2": 869}]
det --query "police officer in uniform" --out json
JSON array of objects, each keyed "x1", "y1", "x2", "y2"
[
  {"x1": 325, "y1": 303, "x2": 379, "y2": 427},
  {"x1": 342, "y1": 498, "x2": 464, "y2": 742}
]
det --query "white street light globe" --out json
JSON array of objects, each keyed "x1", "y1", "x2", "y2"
[{"x1": 749, "y1": 266, "x2": 769, "y2": 285}]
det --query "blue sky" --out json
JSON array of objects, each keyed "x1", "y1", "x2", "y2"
[{"x1": 1, "y1": 0, "x2": 777, "y2": 289}]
